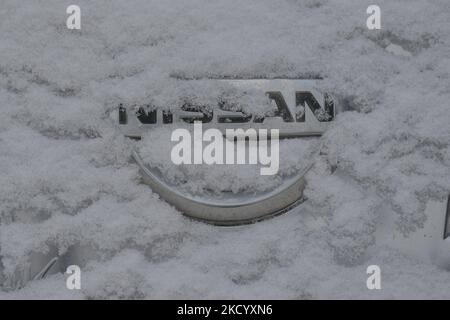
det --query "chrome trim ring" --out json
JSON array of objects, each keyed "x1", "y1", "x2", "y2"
[{"x1": 133, "y1": 150, "x2": 311, "y2": 225}]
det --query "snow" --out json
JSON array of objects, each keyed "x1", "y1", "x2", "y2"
[{"x1": 1, "y1": 0, "x2": 450, "y2": 298}]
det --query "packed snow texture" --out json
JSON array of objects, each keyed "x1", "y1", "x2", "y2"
[{"x1": 0, "y1": 0, "x2": 450, "y2": 298}]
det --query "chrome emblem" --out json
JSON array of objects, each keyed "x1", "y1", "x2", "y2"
[{"x1": 117, "y1": 79, "x2": 336, "y2": 225}]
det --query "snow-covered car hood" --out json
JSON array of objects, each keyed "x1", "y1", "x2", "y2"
[{"x1": 0, "y1": 0, "x2": 449, "y2": 299}]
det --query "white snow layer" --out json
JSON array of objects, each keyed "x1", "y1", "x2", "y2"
[{"x1": 0, "y1": 0, "x2": 450, "y2": 299}]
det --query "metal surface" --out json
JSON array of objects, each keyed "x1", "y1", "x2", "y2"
[
  {"x1": 444, "y1": 194, "x2": 450, "y2": 239},
  {"x1": 3, "y1": 243, "x2": 100, "y2": 291},
  {"x1": 119, "y1": 79, "x2": 331, "y2": 225},
  {"x1": 133, "y1": 150, "x2": 310, "y2": 225},
  {"x1": 32, "y1": 257, "x2": 58, "y2": 281},
  {"x1": 118, "y1": 79, "x2": 335, "y2": 139}
]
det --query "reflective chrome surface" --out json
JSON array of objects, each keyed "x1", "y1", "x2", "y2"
[
  {"x1": 118, "y1": 79, "x2": 335, "y2": 139},
  {"x1": 119, "y1": 79, "x2": 331, "y2": 225},
  {"x1": 133, "y1": 150, "x2": 310, "y2": 225}
]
